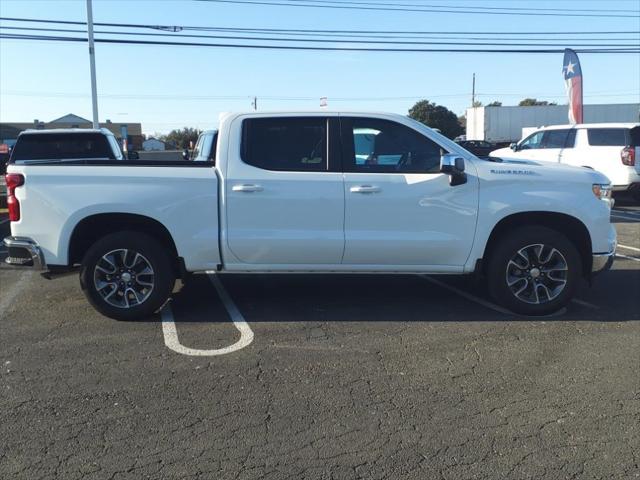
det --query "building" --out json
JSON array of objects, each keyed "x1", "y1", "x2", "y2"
[
  {"x1": 0, "y1": 114, "x2": 143, "y2": 150},
  {"x1": 466, "y1": 103, "x2": 640, "y2": 143},
  {"x1": 142, "y1": 137, "x2": 166, "y2": 151}
]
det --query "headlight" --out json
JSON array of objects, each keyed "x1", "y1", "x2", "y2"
[{"x1": 592, "y1": 183, "x2": 613, "y2": 206}]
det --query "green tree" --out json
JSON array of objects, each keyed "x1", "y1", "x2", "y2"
[
  {"x1": 518, "y1": 98, "x2": 557, "y2": 106},
  {"x1": 487, "y1": 101, "x2": 502, "y2": 107},
  {"x1": 408, "y1": 100, "x2": 464, "y2": 139},
  {"x1": 160, "y1": 127, "x2": 201, "y2": 149},
  {"x1": 472, "y1": 100, "x2": 483, "y2": 108}
]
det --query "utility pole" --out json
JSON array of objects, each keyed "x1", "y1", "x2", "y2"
[
  {"x1": 251, "y1": 96, "x2": 257, "y2": 111},
  {"x1": 471, "y1": 72, "x2": 476, "y2": 107},
  {"x1": 86, "y1": 0, "x2": 99, "y2": 129}
]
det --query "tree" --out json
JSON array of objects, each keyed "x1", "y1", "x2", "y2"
[
  {"x1": 408, "y1": 100, "x2": 464, "y2": 139},
  {"x1": 518, "y1": 98, "x2": 557, "y2": 106},
  {"x1": 487, "y1": 101, "x2": 502, "y2": 107},
  {"x1": 160, "y1": 127, "x2": 201, "y2": 149},
  {"x1": 472, "y1": 100, "x2": 483, "y2": 108}
]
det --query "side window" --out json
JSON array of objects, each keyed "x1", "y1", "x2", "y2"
[
  {"x1": 192, "y1": 132, "x2": 217, "y2": 163},
  {"x1": 519, "y1": 131, "x2": 544, "y2": 150},
  {"x1": 106, "y1": 135, "x2": 124, "y2": 160},
  {"x1": 541, "y1": 129, "x2": 571, "y2": 149},
  {"x1": 344, "y1": 118, "x2": 444, "y2": 174},
  {"x1": 564, "y1": 129, "x2": 577, "y2": 149},
  {"x1": 587, "y1": 129, "x2": 628, "y2": 146},
  {"x1": 10, "y1": 133, "x2": 115, "y2": 161},
  {"x1": 241, "y1": 118, "x2": 326, "y2": 171}
]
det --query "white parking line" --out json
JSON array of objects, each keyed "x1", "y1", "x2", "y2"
[
  {"x1": 616, "y1": 253, "x2": 640, "y2": 263},
  {"x1": 611, "y1": 213, "x2": 640, "y2": 221},
  {"x1": 0, "y1": 271, "x2": 31, "y2": 317},
  {"x1": 571, "y1": 298, "x2": 599, "y2": 310},
  {"x1": 420, "y1": 275, "x2": 514, "y2": 315},
  {"x1": 420, "y1": 275, "x2": 571, "y2": 316},
  {"x1": 161, "y1": 274, "x2": 254, "y2": 356},
  {"x1": 613, "y1": 209, "x2": 640, "y2": 217},
  {"x1": 618, "y1": 244, "x2": 640, "y2": 253}
]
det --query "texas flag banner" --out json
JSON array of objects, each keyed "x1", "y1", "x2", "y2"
[{"x1": 563, "y1": 48, "x2": 583, "y2": 124}]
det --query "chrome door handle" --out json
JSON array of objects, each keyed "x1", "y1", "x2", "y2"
[
  {"x1": 350, "y1": 185, "x2": 381, "y2": 194},
  {"x1": 232, "y1": 184, "x2": 264, "y2": 193}
]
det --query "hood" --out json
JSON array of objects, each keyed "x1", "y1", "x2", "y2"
[{"x1": 473, "y1": 156, "x2": 611, "y2": 185}]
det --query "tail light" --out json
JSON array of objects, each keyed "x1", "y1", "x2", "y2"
[
  {"x1": 5, "y1": 173, "x2": 24, "y2": 222},
  {"x1": 621, "y1": 146, "x2": 635, "y2": 166}
]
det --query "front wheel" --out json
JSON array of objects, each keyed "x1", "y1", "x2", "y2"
[
  {"x1": 487, "y1": 226, "x2": 582, "y2": 316},
  {"x1": 80, "y1": 231, "x2": 175, "y2": 320}
]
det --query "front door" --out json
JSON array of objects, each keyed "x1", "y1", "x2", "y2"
[
  {"x1": 341, "y1": 117, "x2": 479, "y2": 267},
  {"x1": 225, "y1": 116, "x2": 344, "y2": 265}
]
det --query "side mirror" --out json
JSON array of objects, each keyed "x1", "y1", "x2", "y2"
[
  {"x1": 510, "y1": 142, "x2": 518, "y2": 151},
  {"x1": 440, "y1": 154, "x2": 467, "y2": 186},
  {"x1": 127, "y1": 150, "x2": 139, "y2": 160}
]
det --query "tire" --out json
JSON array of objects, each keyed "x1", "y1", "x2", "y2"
[
  {"x1": 486, "y1": 226, "x2": 582, "y2": 316},
  {"x1": 80, "y1": 231, "x2": 175, "y2": 321}
]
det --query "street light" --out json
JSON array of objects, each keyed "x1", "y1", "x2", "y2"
[{"x1": 86, "y1": 0, "x2": 99, "y2": 129}]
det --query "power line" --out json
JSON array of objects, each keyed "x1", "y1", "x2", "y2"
[
  {"x1": 4, "y1": 89, "x2": 637, "y2": 101},
  {"x1": 197, "y1": 0, "x2": 640, "y2": 18},
  {"x1": 271, "y1": 0, "x2": 631, "y2": 14},
  {"x1": 2, "y1": 32, "x2": 638, "y2": 54},
  {"x1": 2, "y1": 26, "x2": 637, "y2": 47},
  {"x1": 3, "y1": 17, "x2": 639, "y2": 36}
]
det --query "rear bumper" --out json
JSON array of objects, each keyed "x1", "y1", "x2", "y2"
[{"x1": 3, "y1": 236, "x2": 45, "y2": 269}]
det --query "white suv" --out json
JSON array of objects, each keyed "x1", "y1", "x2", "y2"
[{"x1": 491, "y1": 123, "x2": 640, "y2": 199}]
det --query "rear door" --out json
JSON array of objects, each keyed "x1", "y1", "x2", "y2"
[
  {"x1": 538, "y1": 128, "x2": 573, "y2": 163},
  {"x1": 224, "y1": 116, "x2": 344, "y2": 265},
  {"x1": 340, "y1": 116, "x2": 478, "y2": 267}
]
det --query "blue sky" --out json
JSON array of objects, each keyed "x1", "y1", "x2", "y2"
[{"x1": 1, "y1": 0, "x2": 639, "y2": 135}]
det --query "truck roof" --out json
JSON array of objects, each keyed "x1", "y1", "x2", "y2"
[
  {"x1": 218, "y1": 110, "x2": 410, "y2": 122},
  {"x1": 535, "y1": 122, "x2": 639, "y2": 130},
  {"x1": 20, "y1": 128, "x2": 115, "y2": 135}
]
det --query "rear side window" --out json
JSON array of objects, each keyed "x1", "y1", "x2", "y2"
[
  {"x1": 241, "y1": 118, "x2": 326, "y2": 171},
  {"x1": 192, "y1": 132, "x2": 218, "y2": 163},
  {"x1": 587, "y1": 128, "x2": 628, "y2": 146},
  {"x1": 10, "y1": 133, "x2": 115, "y2": 161},
  {"x1": 541, "y1": 129, "x2": 572, "y2": 149}
]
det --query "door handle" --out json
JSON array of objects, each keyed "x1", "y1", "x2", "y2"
[
  {"x1": 350, "y1": 185, "x2": 381, "y2": 194},
  {"x1": 232, "y1": 184, "x2": 264, "y2": 193}
]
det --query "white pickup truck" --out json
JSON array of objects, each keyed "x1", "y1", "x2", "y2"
[{"x1": 4, "y1": 112, "x2": 616, "y2": 319}]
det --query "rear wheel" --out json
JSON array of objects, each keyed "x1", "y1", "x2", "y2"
[
  {"x1": 80, "y1": 231, "x2": 175, "y2": 320},
  {"x1": 487, "y1": 226, "x2": 581, "y2": 316}
]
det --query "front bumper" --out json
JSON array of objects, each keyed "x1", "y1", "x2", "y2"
[
  {"x1": 592, "y1": 249, "x2": 615, "y2": 275},
  {"x1": 3, "y1": 236, "x2": 46, "y2": 270}
]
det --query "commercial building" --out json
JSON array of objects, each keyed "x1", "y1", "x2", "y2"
[{"x1": 0, "y1": 114, "x2": 143, "y2": 150}]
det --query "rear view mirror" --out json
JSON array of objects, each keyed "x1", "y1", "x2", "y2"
[{"x1": 440, "y1": 154, "x2": 467, "y2": 186}]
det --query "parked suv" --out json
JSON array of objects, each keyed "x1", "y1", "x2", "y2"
[{"x1": 491, "y1": 123, "x2": 640, "y2": 199}]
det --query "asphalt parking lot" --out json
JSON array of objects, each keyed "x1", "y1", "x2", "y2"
[{"x1": 0, "y1": 202, "x2": 638, "y2": 480}]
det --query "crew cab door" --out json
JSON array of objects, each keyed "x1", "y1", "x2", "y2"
[
  {"x1": 224, "y1": 116, "x2": 344, "y2": 265},
  {"x1": 340, "y1": 117, "x2": 478, "y2": 267}
]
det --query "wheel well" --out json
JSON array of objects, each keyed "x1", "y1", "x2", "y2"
[
  {"x1": 482, "y1": 212, "x2": 593, "y2": 276},
  {"x1": 68, "y1": 213, "x2": 180, "y2": 272}
]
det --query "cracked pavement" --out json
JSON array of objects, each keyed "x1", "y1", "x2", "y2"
[{"x1": 0, "y1": 207, "x2": 639, "y2": 480}]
